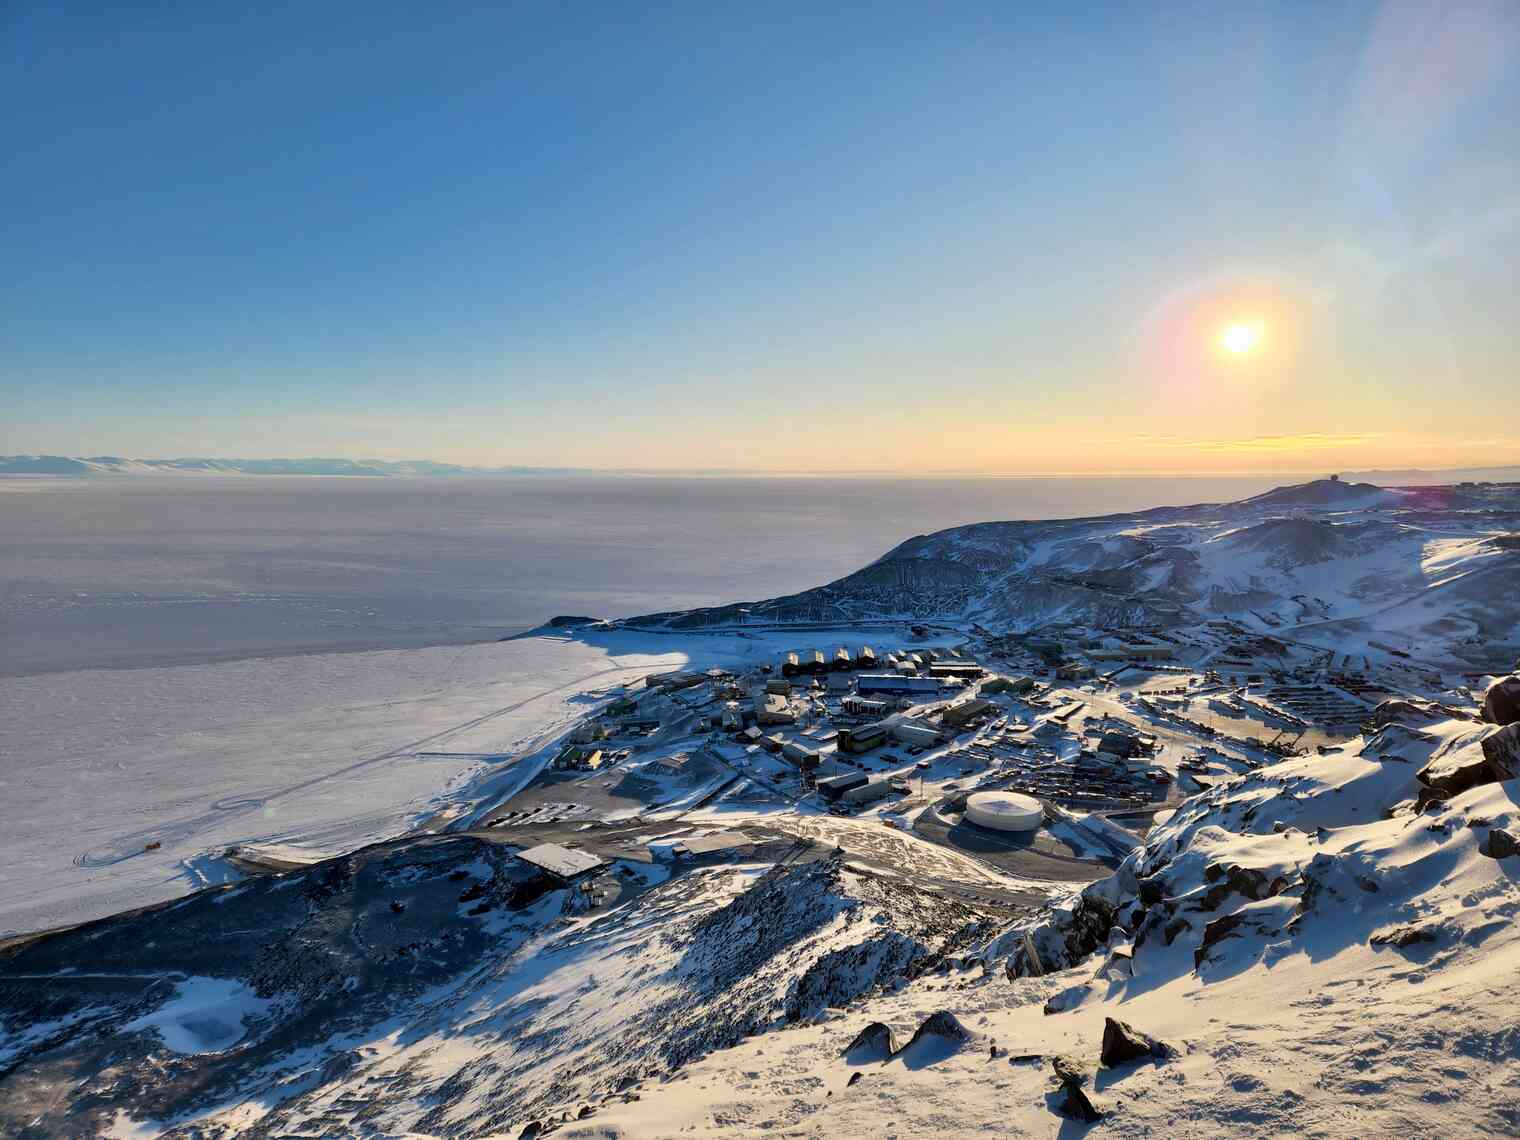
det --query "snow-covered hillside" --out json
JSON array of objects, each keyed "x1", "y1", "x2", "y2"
[
  {"x1": 630, "y1": 478, "x2": 1520, "y2": 671},
  {"x1": 6, "y1": 680, "x2": 1518, "y2": 1137},
  {"x1": 591, "y1": 705, "x2": 1520, "y2": 1138},
  {"x1": 0, "y1": 842, "x2": 1006, "y2": 1137}
]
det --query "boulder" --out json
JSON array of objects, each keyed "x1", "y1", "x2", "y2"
[
  {"x1": 1195, "y1": 912, "x2": 1249, "y2": 969},
  {"x1": 1100, "y1": 1017, "x2": 1174, "y2": 1066},
  {"x1": 900, "y1": 1010, "x2": 972, "y2": 1052},
  {"x1": 1482, "y1": 675, "x2": 1520, "y2": 726},
  {"x1": 1479, "y1": 828, "x2": 1519, "y2": 860},
  {"x1": 1050, "y1": 1053, "x2": 1089, "y2": 1086},
  {"x1": 1416, "y1": 749, "x2": 1497, "y2": 797},
  {"x1": 1369, "y1": 924, "x2": 1438, "y2": 948},
  {"x1": 842, "y1": 1021, "x2": 898, "y2": 1061},
  {"x1": 1050, "y1": 1057, "x2": 1102, "y2": 1122},
  {"x1": 847, "y1": 1071, "x2": 863, "y2": 1087},
  {"x1": 1481, "y1": 723, "x2": 1520, "y2": 780},
  {"x1": 1058, "y1": 1079, "x2": 1103, "y2": 1122}
]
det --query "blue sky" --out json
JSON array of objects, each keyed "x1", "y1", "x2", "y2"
[{"x1": 4, "y1": 1, "x2": 1518, "y2": 472}]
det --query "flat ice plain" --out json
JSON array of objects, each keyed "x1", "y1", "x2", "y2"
[{"x1": 0, "y1": 635, "x2": 684, "y2": 936}]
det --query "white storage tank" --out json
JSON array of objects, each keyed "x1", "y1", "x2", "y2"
[{"x1": 964, "y1": 791, "x2": 1043, "y2": 832}]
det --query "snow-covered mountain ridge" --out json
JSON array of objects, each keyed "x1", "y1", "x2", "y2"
[{"x1": 631, "y1": 477, "x2": 1520, "y2": 671}]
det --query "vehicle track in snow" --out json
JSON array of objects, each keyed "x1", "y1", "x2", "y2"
[{"x1": 73, "y1": 662, "x2": 643, "y2": 869}]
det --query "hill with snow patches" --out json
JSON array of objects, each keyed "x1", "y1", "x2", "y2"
[{"x1": 631, "y1": 478, "x2": 1520, "y2": 671}]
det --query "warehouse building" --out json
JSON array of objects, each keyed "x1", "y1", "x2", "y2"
[
  {"x1": 780, "y1": 740, "x2": 821, "y2": 769},
  {"x1": 854, "y1": 646, "x2": 877, "y2": 668},
  {"x1": 842, "y1": 694, "x2": 891, "y2": 716},
  {"x1": 981, "y1": 675, "x2": 1035, "y2": 696},
  {"x1": 515, "y1": 843, "x2": 607, "y2": 884},
  {"x1": 838, "y1": 722, "x2": 891, "y2": 753},
  {"x1": 929, "y1": 663, "x2": 985, "y2": 680},
  {"x1": 942, "y1": 697, "x2": 994, "y2": 729},
  {"x1": 832, "y1": 647, "x2": 853, "y2": 670},
  {"x1": 817, "y1": 771, "x2": 870, "y2": 800},
  {"x1": 891, "y1": 719, "x2": 942, "y2": 749},
  {"x1": 857, "y1": 674, "x2": 943, "y2": 695},
  {"x1": 842, "y1": 777, "x2": 899, "y2": 805}
]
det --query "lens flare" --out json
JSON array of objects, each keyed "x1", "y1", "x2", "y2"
[{"x1": 1219, "y1": 320, "x2": 1264, "y2": 356}]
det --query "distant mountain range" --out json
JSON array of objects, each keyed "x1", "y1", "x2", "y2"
[
  {"x1": 0, "y1": 455, "x2": 580, "y2": 477},
  {"x1": 3, "y1": 454, "x2": 1516, "y2": 481}
]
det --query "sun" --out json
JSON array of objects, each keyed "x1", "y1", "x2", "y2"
[{"x1": 1219, "y1": 320, "x2": 1264, "y2": 356}]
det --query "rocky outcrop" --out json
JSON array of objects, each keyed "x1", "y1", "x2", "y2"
[
  {"x1": 1482, "y1": 675, "x2": 1520, "y2": 726},
  {"x1": 897, "y1": 1010, "x2": 973, "y2": 1056},
  {"x1": 1416, "y1": 739, "x2": 1505, "y2": 797},
  {"x1": 1479, "y1": 828, "x2": 1519, "y2": 859},
  {"x1": 1370, "y1": 924, "x2": 1439, "y2": 948},
  {"x1": 842, "y1": 1021, "x2": 897, "y2": 1061},
  {"x1": 1050, "y1": 1056, "x2": 1103, "y2": 1121},
  {"x1": 1003, "y1": 869, "x2": 1132, "y2": 979},
  {"x1": 1480, "y1": 723, "x2": 1520, "y2": 780},
  {"x1": 1100, "y1": 1017, "x2": 1174, "y2": 1066}
]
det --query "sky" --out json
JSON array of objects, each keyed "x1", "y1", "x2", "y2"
[{"x1": 4, "y1": 1, "x2": 1519, "y2": 475}]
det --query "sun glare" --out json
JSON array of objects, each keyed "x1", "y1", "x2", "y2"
[
  {"x1": 1220, "y1": 320, "x2": 1264, "y2": 356},
  {"x1": 1216, "y1": 322, "x2": 1264, "y2": 357}
]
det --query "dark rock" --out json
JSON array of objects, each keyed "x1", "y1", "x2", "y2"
[
  {"x1": 1199, "y1": 863, "x2": 1288, "y2": 909},
  {"x1": 1481, "y1": 723, "x2": 1520, "y2": 780},
  {"x1": 1058, "y1": 1080, "x2": 1103, "y2": 1122},
  {"x1": 577, "y1": 1104, "x2": 595, "y2": 1119},
  {"x1": 517, "y1": 1122, "x2": 544, "y2": 1140},
  {"x1": 1479, "y1": 828, "x2": 1520, "y2": 860},
  {"x1": 847, "y1": 1071, "x2": 863, "y2": 1087},
  {"x1": 1370, "y1": 925, "x2": 1438, "y2": 948},
  {"x1": 1482, "y1": 675, "x2": 1520, "y2": 726},
  {"x1": 842, "y1": 1021, "x2": 898, "y2": 1061},
  {"x1": 1195, "y1": 912, "x2": 1248, "y2": 968},
  {"x1": 1050, "y1": 1054, "x2": 1088, "y2": 1085},
  {"x1": 1050, "y1": 1057, "x2": 1103, "y2": 1121},
  {"x1": 1100, "y1": 1017, "x2": 1174, "y2": 1067},
  {"x1": 899, "y1": 1010, "x2": 972, "y2": 1053},
  {"x1": 1137, "y1": 875, "x2": 1166, "y2": 905},
  {"x1": 1415, "y1": 750, "x2": 1496, "y2": 797},
  {"x1": 1415, "y1": 785, "x2": 1452, "y2": 813}
]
